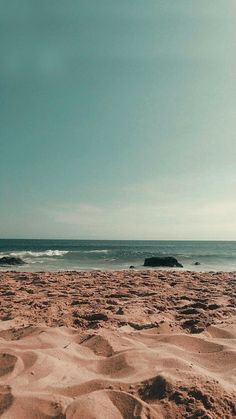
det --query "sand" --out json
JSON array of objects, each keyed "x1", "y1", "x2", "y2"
[{"x1": 0, "y1": 269, "x2": 235, "y2": 418}]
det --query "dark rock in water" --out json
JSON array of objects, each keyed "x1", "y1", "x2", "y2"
[
  {"x1": 144, "y1": 257, "x2": 183, "y2": 268},
  {"x1": 129, "y1": 265, "x2": 135, "y2": 269},
  {"x1": 0, "y1": 256, "x2": 25, "y2": 266},
  {"x1": 194, "y1": 262, "x2": 201, "y2": 265}
]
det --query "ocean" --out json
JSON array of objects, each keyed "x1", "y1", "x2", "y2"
[{"x1": 0, "y1": 239, "x2": 236, "y2": 272}]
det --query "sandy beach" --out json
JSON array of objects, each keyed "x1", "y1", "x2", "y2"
[
  {"x1": 2, "y1": 0, "x2": 235, "y2": 417},
  {"x1": 0, "y1": 269, "x2": 235, "y2": 418}
]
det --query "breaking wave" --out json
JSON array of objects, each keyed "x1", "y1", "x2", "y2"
[{"x1": 6, "y1": 250, "x2": 69, "y2": 258}]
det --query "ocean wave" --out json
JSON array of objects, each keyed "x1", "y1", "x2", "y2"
[
  {"x1": 1, "y1": 250, "x2": 69, "y2": 258},
  {"x1": 178, "y1": 254, "x2": 235, "y2": 259},
  {"x1": 76, "y1": 249, "x2": 109, "y2": 254},
  {"x1": 86, "y1": 249, "x2": 109, "y2": 254}
]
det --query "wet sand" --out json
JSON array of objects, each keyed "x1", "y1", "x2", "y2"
[{"x1": 0, "y1": 270, "x2": 235, "y2": 418}]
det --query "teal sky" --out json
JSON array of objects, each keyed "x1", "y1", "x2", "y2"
[{"x1": 0, "y1": 1, "x2": 236, "y2": 239}]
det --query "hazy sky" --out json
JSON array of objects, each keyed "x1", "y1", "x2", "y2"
[{"x1": 0, "y1": 1, "x2": 236, "y2": 239}]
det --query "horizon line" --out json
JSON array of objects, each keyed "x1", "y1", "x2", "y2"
[{"x1": 0, "y1": 238, "x2": 236, "y2": 242}]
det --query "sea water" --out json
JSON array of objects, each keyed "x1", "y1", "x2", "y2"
[{"x1": 0, "y1": 239, "x2": 236, "y2": 272}]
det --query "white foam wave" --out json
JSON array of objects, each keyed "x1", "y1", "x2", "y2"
[{"x1": 4, "y1": 250, "x2": 69, "y2": 258}]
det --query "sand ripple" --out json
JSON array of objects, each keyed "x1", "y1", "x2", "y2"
[
  {"x1": 0, "y1": 270, "x2": 235, "y2": 417},
  {"x1": 0, "y1": 322, "x2": 236, "y2": 418}
]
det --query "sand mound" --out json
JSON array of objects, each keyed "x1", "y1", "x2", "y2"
[
  {"x1": 66, "y1": 390, "x2": 160, "y2": 419},
  {"x1": 0, "y1": 321, "x2": 236, "y2": 418}
]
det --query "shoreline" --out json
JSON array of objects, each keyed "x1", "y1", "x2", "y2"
[
  {"x1": 0, "y1": 270, "x2": 235, "y2": 418},
  {"x1": 1, "y1": 267, "x2": 236, "y2": 274}
]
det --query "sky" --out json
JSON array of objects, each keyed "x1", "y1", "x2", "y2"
[{"x1": 0, "y1": 1, "x2": 236, "y2": 240}]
